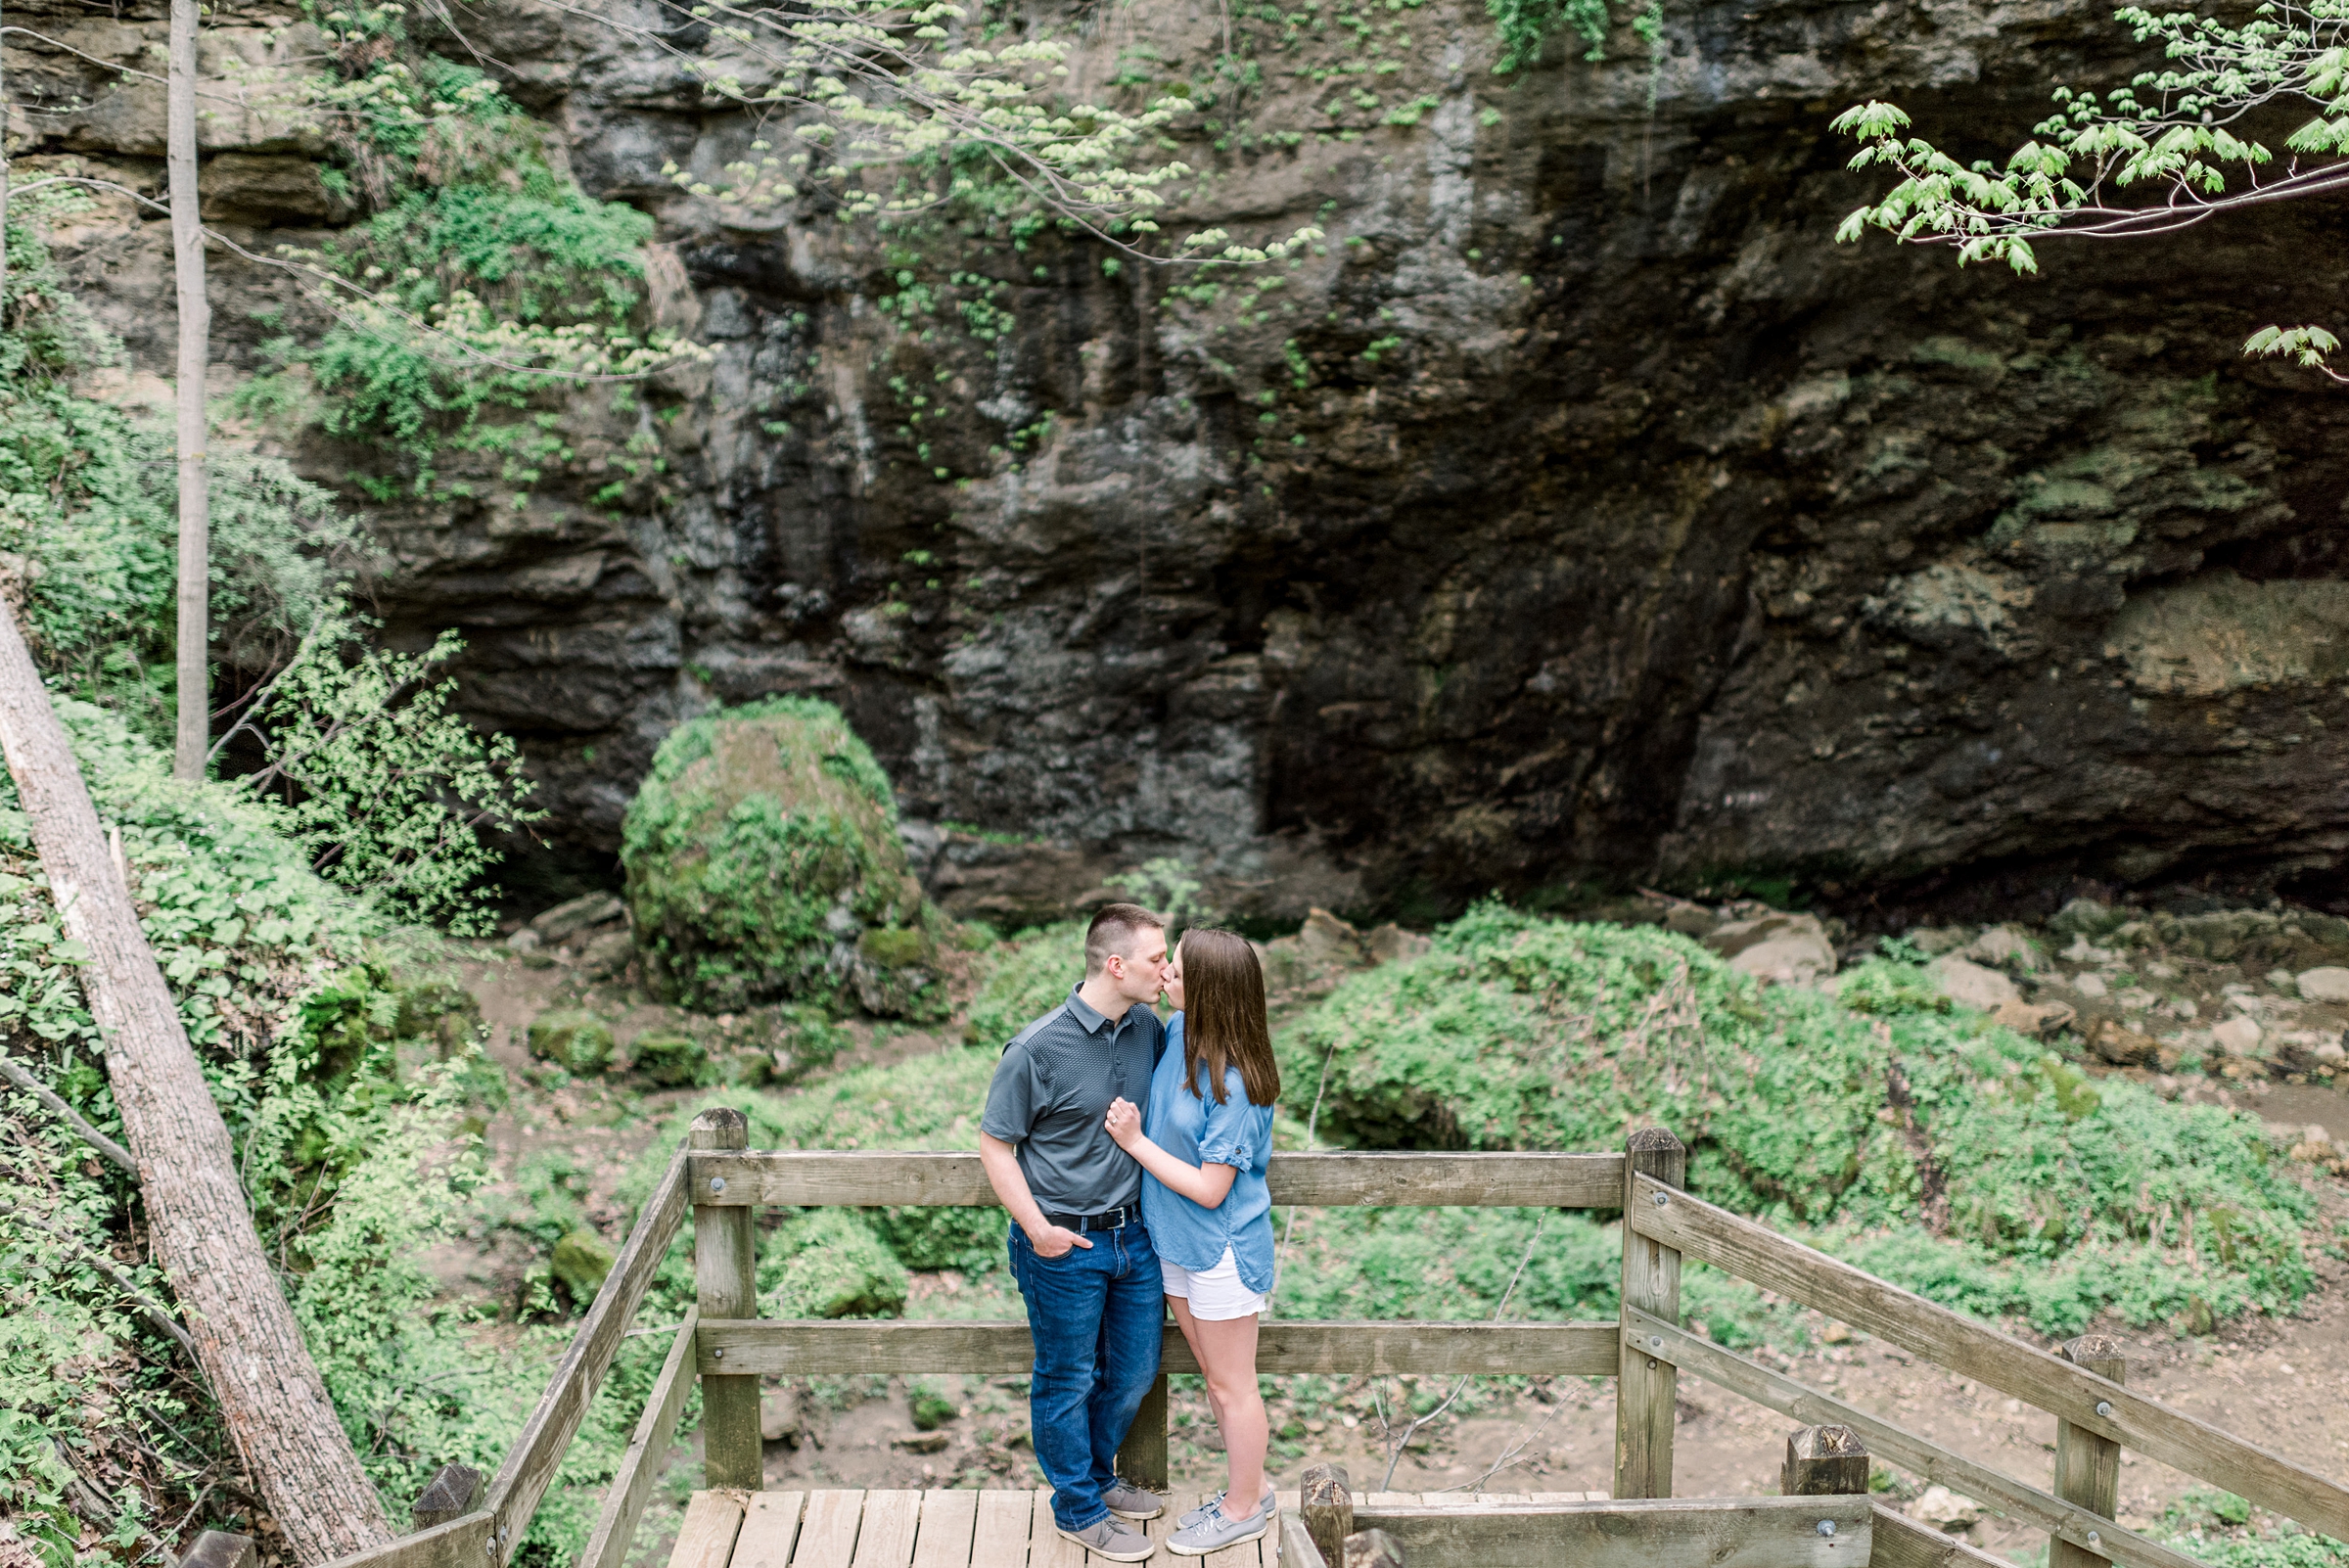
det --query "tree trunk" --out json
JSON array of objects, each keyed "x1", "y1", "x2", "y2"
[
  {"x1": 0, "y1": 599, "x2": 393, "y2": 1562},
  {"x1": 168, "y1": 0, "x2": 208, "y2": 781}
]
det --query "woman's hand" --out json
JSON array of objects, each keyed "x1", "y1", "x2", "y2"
[{"x1": 1104, "y1": 1096, "x2": 1143, "y2": 1151}]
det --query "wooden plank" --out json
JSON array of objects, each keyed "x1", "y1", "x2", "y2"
[
  {"x1": 1345, "y1": 1495, "x2": 1870, "y2": 1568},
  {"x1": 910, "y1": 1491, "x2": 980, "y2": 1568},
  {"x1": 852, "y1": 1492, "x2": 921, "y2": 1568},
  {"x1": 968, "y1": 1490, "x2": 1033, "y2": 1568},
  {"x1": 730, "y1": 1494, "x2": 803, "y2": 1568},
  {"x1": 486, "y1": 1148, "x2": 689, "y2": 1563},
  {"x1": 2052, "y1": 1337, "x2": 2126, "y2": 1568},
  {"x1": 1628, "y1": 1176, "x2": 2349, "y2": 1543},
  {"x1": 1615, "y1": 1128, "x2": 1684, "y2": 1500},
  {"x1": 696, "y1": 1320, "x2": 1618, "y2": 1377},
  {"x1": 693, "y1": 1111, "x2": 761, "y2": 1490},
  {"x1": 1027, "y1": 1490, "x2": 1082, "y2": 1568},
  {"x1": 314, "y1": 1512, "x2": 491, "y2": 1568},
  {"x1": 577, "y1": 1311, "x2": 700, "y2": 1568},
  {"x1": 1869, "y1": 1507, "x2": 2019, "y2": 1568},
  {"x1": 793, "y1": 1493, "x2": 866, "y2": 1568},
  {"x1": 687, "y1": 1151, "x2": 1626, "y2": 1209},
  {"x1": 1622, "y1": 1307, "x2": 2204, "y2": 1568},
  {"x1": 1279, "y1": 1514, "x2": 1329, "y2": 1568},
  {"x1": 666, "y1": 1494, "x2": 744, "y2": 1568}
]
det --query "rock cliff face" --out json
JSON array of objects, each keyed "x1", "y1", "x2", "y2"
[{"x1": 20, "y1": 0, "x2": 2349, "y2": 926}]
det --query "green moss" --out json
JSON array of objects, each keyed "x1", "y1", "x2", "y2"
[
  {"x1": 526, "y1": 1010, "x2": 614, "y2": 1073},
  {"x1": 550, "y1": 1228, "x2": 618, "y2": 1301},
  {"x1": 764, "y1": 1211, "x2": 910, "y2": 1317},
  {"x1": 621, "y1": 698, "x2": 942, "y2": 1014},
  {"x1": 629, "y1": 1032, "x2": 711, "y2": 1086}
]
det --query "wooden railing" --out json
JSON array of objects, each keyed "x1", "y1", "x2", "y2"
[{"x1": 317, "y1": 1111, "x2": 2349, "y2": 1568}]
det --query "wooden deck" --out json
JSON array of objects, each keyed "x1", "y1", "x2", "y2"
[{"x1": 668, "y1": 1488, "x2": 1611, "y2": 1568}]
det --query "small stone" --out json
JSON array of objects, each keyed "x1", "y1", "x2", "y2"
[
  {"x1": 531, "y1": 892, "x2": 627, "y2": 944},
  {"x1": 1821, "y1": 1320, "x2": 1853, "y2": 1345},
  {"x1": 1709, "y1": 913, "x2": 1837, "y2": 986},
  {"x1": 2318, "y1": 1040, "x2": 2347, "y2": 1065},
  {"x1": 2089, "y1": 1020, "x2": 2160, "y2": 1067},
  {"x1": 1911, "y1": 1486, "x2": 1982, "y2": 1533},
  {"x1": 1928, "y1": 955, "x2": 2020, "y2": 1010},
  {"x1": 506, "y1": 928, "x2": 541, "y2": 954},
  {"x1": 1365, "y1": 923, "x2": 1432, "y2": 966},
  {"x1": 2298, "y1": 967, "x2": 2349, "y2": 1003},
  {"x1": 582, "y1": 929, "x2": 635, "y2": 978},
  {"x1": 1961, "y1": 924, "x2": 2045, "y2": 974},
  {"x1": 2212, "y1": 1016, "x2": 2264, "y2": 1056},
  {"x1": 1994, "y1": 999, "x2": 2077, "y2": 1039},
  {"x1": 892, "y1": 1431, "x2": 951, "y2": 1453},
  {"x1": 2073, "y1": 973, "x2": 2109, "y2": 998},
  {"x1": 760, "y1": 1389, "x2": 803, "y2": 1444},
  {"x1": 2269, "y1": 969, "x2": 2300, "y2": 994}
]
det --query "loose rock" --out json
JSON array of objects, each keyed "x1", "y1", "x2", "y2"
[
  {"x1": 2297, "y1": 967, "x2": 2349, "y2": 1003},
  {"x1": 1927, "y1": 955, "x2": 2020, "y2": 1011},
  {"x1": 1706, "y1": 912, "x2": 1837, "y2": 986},
  {"x1": 1911, "y1": 1487, "x2": 1982, "y2": 1533}
]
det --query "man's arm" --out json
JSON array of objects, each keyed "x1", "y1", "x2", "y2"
[{"x1": 980, "y1": 1132, "x2": 1091, "y2": 1255}]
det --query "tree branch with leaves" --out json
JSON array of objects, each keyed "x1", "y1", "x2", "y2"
[{"x1": 1831, "y1": 0, "x2": 2349, "y2": 380}]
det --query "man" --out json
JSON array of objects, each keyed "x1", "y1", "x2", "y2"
[{"x1": 980, "y1": 902, "x2": 1171, "y2": 1562}]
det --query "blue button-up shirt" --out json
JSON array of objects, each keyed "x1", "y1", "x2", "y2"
[{"x1": 1138, "y1": 1013, "x2": 1277, "y2": 1294}]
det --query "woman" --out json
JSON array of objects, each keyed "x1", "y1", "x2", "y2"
[{"x1": 1104, "y1": 927, "x2": 1281, "y2": 1557}]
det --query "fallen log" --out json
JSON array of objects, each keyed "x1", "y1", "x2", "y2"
[{"x1": 0, "y1": 595, "x2": 392, "y2": 1562}]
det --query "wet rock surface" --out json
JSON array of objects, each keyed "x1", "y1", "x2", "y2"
[{"x1": 22, "y1": 0, "x2": 2349, "y2": 921}]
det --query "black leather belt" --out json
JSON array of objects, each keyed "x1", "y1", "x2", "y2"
[{"x1": 1043, "y1": 1205, "x2": 1136, "y2": 1232}]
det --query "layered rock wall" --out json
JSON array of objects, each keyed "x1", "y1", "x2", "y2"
[{"x1": 20, "y1": 0, "x2": 2349, "y2": 923}]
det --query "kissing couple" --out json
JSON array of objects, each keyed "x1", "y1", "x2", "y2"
[{"x1": 978, "y1": 902, "x2": 1283, "y2": 1561}]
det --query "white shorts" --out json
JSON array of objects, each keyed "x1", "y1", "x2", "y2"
[{"x1": 1159, "y1": 1246, "x2": 1268, "y2": 1321}]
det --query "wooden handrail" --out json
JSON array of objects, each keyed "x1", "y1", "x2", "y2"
[
  {"x1": 694, "y1": 1318, "x2": 1620, "y2": 1377},
  {"x1": 1629, "y1": 1173, "x2": 2349, "y2": 1543},
  {"x1": 1333, "y1": 1494, "x2": 1872, "y2": 1568},
  {"x1": 576, "y1": 1311, "x2": 699, "y2": 1568},
  {"x1": 1624, "y1": 1307, "x2": 2202, "y2": 1568},
  {"x1": 484, "y1": 1147, "x2": 692, "y2": 1566},
  {"x1": 687, "y1": 1149, "x2": 1628, "y2": 1208},
  {"x1": 309, "y1": 1512, "x2": 492, "y2": 1568}
]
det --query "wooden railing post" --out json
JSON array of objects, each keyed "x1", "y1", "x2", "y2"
[
  {"x1": 1116, "y1": 1371, "x2": 1171, "y2": 1493},
  {"x1": 410, "y1": 1463, "x2": 484, "y2": 1528},
  {"x1": 1616, "y1": 1125, "x2": 1685, "y2": 1499},
  {"x1": 692, "y1": 1108, "x2": 760, "y2": 1489},
  {"x1": 2051, "y1": 1335, "x2": 2126, "y2": 1568},
  {"x1": 1303, "y1": 1462, "x2": 1356, "y2": 1565},
  {"x1": 1783, "y1": 1424, "x2": 1870, "y2": 1496}
]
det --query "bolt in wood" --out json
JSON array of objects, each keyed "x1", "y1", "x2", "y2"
[
  {"x1": 692, "y1": 1107, "x2": 760, "y2": 1489},
  {"x1": 1783, "y1": 1424, "x2": 1871, "y2": 1497},
  {"x1": 2052, "y1": 1335, "x2": 2126, "y2": 1568},
  {"x1": 1616, "y1": 1125, "x2": 1686, "y2": 1499}
]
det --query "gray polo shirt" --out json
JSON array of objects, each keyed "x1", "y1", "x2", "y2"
[{"x1": 981, "y1": 986, "x2": 1165, "y2": 1215}]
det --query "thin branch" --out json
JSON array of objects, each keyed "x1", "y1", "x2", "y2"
[{"x1": 0, "y1": 1045, "x2": 138, "y2": 1173}]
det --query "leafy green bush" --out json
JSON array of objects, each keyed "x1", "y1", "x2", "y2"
[
  {"x1": 763, "y1": 1211, "x2": 910, "y2": 1317},
  {"x1": 1278, "y1": 901, "x2": 2316, "y2": 1333},
  {"x1": 621, "y1": 698, "x2": 945, "y2": 1015},
  {"x1": 964, "y1": 921, "x2": 1084, "y2": 1044}
]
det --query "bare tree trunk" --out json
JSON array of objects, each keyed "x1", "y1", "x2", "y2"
[
  {"x1": 0, "y1": 599, "x2": 393, "y2": 1562},
  {"x1": 169, "y1": 0, "x2": 208, "y2": 781}
]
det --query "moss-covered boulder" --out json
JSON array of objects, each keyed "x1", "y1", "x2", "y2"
[
  {"x1": 527, "y1": 1010, "x2": 614, "y2": 1073},
  {"x1": 628, "y1": 1032, "x2": 711, "y2": 1086},
  {"x1": 764, "y1": 1211, "x2": 910, "y2": 1317},
  {"x1": 621, "y1": 697, "x2": 946, "y2": 1015}
]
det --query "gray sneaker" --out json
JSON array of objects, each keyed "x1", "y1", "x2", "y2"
[
  {"x1": 1055, "y1": 1515, "x2": 1156, "y2": 1562},
  {"x1": 1103, "y1": 1482, "x2": 1166, "y2": 1522},
  {"x1": 1167, "y1": 1497, "x2": 1272, "y2": 1557},
  {"x1": 1178, "y1": 1489, "x2": 1272, "y2": 1529}
]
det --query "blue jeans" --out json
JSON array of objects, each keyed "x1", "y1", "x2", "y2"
[{"x1": 1007, "y1": 1222, "x2": 1164, "y2": 1532}]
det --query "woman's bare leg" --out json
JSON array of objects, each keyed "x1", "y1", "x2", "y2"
[{"x1": 1189, "y1": 1310, "x2": 1267, "y2": 1515}]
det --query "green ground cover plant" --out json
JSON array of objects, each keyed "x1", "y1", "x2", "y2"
[{"x1": 1277, "y1": 902, "x2": 2316, "y2": 1334}]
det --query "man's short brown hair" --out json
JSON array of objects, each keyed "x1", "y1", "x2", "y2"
[{"x1": 1084, "y1": 902, "x2": 1165, "y2": 977}]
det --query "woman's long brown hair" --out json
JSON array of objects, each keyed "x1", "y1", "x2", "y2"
[{"x1": 1180, "y1": 928, "x2": 1280, "y2": 1108}]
